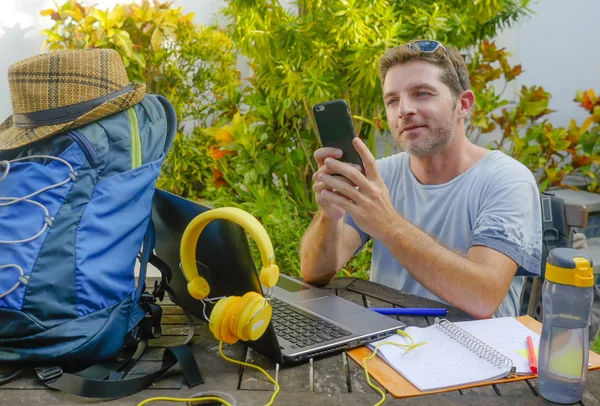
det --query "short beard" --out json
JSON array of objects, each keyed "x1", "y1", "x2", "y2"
[
  {"x1": 397, "y1": 103, "x2": 458, "y2": 157},
  {"x1": 398, "y1": 124, "x2": 455, "y2": 157}
]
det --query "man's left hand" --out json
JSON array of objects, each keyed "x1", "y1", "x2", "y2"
[{"x1": 317, "y1": 137, "x2": 402, "y2": 241}]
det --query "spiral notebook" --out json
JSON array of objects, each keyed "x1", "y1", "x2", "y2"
[
  {"x1": 349, "y1": 316, "x2": 600, "y2": 397},
  {"x1": 365, "y1": 317, "x2": 531, "y2": 392}
]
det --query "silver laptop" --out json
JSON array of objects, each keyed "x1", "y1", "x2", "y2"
[
  {"x1": 151, "y1": 189, "x2": 405, "y2": 364},
  {"x1": 267, "y1": 274, "x2": 405, "y2": 362}
]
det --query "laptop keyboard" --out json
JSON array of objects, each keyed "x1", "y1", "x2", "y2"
[{"x1": 271, "y1": 298, "x2": 352, "y2": 349}]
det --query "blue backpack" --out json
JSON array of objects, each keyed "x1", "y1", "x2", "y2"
[{"x1": 0, "y1": 94, "x2": 202, "y2": 397}]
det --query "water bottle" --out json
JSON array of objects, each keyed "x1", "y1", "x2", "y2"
[{"x1": 538, "y1": 247, "x2": 595, "y2": 404}]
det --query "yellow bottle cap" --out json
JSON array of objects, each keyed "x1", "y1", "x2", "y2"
[{"x1": 545, "y1": 248, "x2": 594, "y2": 288}]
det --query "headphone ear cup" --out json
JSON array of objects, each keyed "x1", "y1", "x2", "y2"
[
  {"x1": 219, "y1": 297, "x2": 241, "y2": 345},
  {"x1": 243, "y1": 300, "x2": 272, "y2": 342},
  {"x1": 237, "y1": 293, "x2": 269, "y2": 341},
  {"x1": 187, "y1": 276, "x2": 210, "y2": 300},
  {"x1": 259, "y1": 265, "x2": 279, "y2": 288},
  {"x1": 209, "y1": 296, "x2": 235, "y2": 342},
  {"x1": 229, "y1": 292, "x2": 257, "y2": 337}
]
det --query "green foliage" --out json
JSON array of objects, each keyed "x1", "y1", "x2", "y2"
[
  {"x1": 468, "y1": 40, "x2": 600, "y2": 192},
  {"x1": 204, "y1": 0, "x2": 532, "y2": 277},
  {"x1": 572, "y1": 89, "x2": 600, "y2": 192},
  {"x1": 41, "y1": 0, "x2": 241, "y2": 197},
  {"x1": 42, "y1": 0, "x2": 537, "y2": 280}
]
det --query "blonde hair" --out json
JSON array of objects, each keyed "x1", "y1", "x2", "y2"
[{"x1": 378, "y1": 41, "x2": 470, "y2": 99}]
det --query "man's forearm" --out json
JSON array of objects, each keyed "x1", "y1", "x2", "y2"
[
  {"x1": 381, "y1": 218, "x2": 513, "y2": 319},
  {"x1": 300, "y1": 211, "x2": 344, "y2": 285}
]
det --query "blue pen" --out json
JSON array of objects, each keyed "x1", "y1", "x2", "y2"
[{"x1": 369, "y1": 307, "x2": 447, "y2": 316}]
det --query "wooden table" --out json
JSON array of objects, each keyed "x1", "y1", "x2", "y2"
[{"x1": 3, "y1": 277, "x2": 600, "y2": 405}]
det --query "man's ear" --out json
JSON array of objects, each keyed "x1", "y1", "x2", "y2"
[{"x1": 457, "y1": 90, "x2": 475, "y2": 119}]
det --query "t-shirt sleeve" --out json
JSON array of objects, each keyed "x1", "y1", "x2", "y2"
[{"x1": 469, "y1": 181, "x2": 542, "y2": 276}]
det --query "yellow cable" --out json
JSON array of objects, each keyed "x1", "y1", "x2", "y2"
[
  {"x1": 137, "y1": 396, "x2": 233, "y2": 406},
  {"x1": 219, "y1": 341, "x2": 280, "y2": 406},
  {"x1": 138, "y1": 341, "x2": 280, "y2": 406},
  {"x1": 363, "y1": 330, "x2": 428, "y2": 406}
]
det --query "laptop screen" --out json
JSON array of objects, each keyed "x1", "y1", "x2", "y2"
[{"x1": 152, "y1": 189, "x2": 264, "y2": 309}]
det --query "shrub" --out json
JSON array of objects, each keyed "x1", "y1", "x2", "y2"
[{"x1": 43, "y1": 0, "x2": 545, "y2": 278}]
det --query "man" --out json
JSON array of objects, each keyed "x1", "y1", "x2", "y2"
[{"x1": 300, "y1": 40, "x2": 542, "y2": 319}]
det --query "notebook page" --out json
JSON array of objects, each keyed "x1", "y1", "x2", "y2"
[
  {"x1": 454, "y1": 317, "x2": 540, "y2": 375},
  {"x1": 368, "y1": 324, "x2": 511, "y2": 391}
]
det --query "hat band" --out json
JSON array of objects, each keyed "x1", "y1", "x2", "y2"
[{"x1": 13, "y1": 84, "x2": 133, "y2": 129}]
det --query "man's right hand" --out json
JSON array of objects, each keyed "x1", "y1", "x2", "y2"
[{"x1": 312, "y1": 147, "x2": 360, "y2": 220}]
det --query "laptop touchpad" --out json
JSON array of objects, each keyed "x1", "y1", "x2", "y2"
[{"x1": 299, "y1": 296, "x2": 380, "y2": 333}]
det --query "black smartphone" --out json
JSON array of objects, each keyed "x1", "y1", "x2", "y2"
[{"x1": 312, "y1": 99, "x2": 365, "y2": 174}]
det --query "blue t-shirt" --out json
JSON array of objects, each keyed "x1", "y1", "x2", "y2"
[{"x1": 345, "y1": 150, "x2": 542, "y2": 317}]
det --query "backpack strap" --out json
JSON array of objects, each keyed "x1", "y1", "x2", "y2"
[
  {"x1": 135, "y1": 218, "x2": 157, "y2": 301},
  {"x1": 540, "y1": 191, "x2": 569, "y2": 278},
  {"x1": 145, "y1": 253, "x2": 172, "y2": 302},
  {"x1": 156, "y1": 95, "x2": 177, "y2": 155},
  {"x1": 0, "y1": 368, "x2": 25, "y2": 384},
  {"x1": 35, "y1": 344, "x2": 203, "y2": 399}
]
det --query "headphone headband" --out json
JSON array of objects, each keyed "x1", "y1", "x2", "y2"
[{"x1": 180, "y1": 207, "x2": 277, "y2": 299}]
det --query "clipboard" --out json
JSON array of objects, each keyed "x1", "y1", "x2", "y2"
[{"x1": 346, "y1": 315, "x2": 600, "y2": 398}]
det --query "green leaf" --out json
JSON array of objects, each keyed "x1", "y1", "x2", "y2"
[{"x1": 151, "y1": 27, "x2": 163, "y2": 51}]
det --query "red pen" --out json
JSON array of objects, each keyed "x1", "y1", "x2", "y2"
[{"x1": 527, "y1": 336, "x2": 538, "y2": 374}]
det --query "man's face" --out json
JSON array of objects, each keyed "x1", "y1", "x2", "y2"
[{"x1": 383, "y1": 60, "x2": 459, "y2": 157}]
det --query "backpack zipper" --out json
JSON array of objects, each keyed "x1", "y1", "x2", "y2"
[
  {"x1": 68, "y1": 130, "x2": 100, "y2": 166},
  {"x1": 127, "y1": 107, "x2": 142, "y2": 169}
]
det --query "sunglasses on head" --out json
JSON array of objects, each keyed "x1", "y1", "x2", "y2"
[
  {"x1": 405, "y1": 40, "x2": 468, "y2": 91},
  {"x1": 406, "y1": 40, "x2": 447, "y2": 53}
]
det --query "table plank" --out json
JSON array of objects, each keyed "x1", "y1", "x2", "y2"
[
  {"x1": 158, "y1": 314, "x2": 204, "y2": 325},
  {"x1": 0, "y1": 369, "x2": 42, "y2": 390},
  {"x1": 459, "y1": 386, "x2": 498, "y2": 396},
  {"x1": 587, "y1": 367, "x2": 600, "y2": 404},
  {"x1": 345, "y1": 351, "x2": 386, "y2": 394},
  {"x1": 278, "y1": 360, "x2": 311, "y2": 392},
  {"x1": 583, "y1": 390, "x2": 600, "y2": 406},
  {"x1": 493, "y1": 380, "x2": 537, "y2": 396},
  {"x1": 239, "y1": 347, "x2": 277, "y2": 391},
  {"x1": 313, "y1": 353, "x2": 348, "y2": 393},
  {"x1": 326, "y1": 277, "x2": 357, "y2": 290}
]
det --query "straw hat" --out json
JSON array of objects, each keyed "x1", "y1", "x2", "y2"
[{"x1": 0, "y1": 48, "x2": 146, "y2": 150}]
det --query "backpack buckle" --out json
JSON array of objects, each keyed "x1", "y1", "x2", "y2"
[
  {"x1": 140, "y1": 292, "x2": 156, "y2": 305},
  {"x1": 35, "y1": 366, "x2": 63, "y2": 383},
  {"x1": 152, "y1": 279, "x2": 165, "y2": 301}
]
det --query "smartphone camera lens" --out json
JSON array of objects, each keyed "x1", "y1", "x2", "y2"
[{"x1": 316, "y1": 106, "x2": 325, "y2": 112}]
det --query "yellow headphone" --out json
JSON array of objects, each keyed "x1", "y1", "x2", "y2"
[{"x1": 180, "y1": 207, "x2": 280, "y2": 345}]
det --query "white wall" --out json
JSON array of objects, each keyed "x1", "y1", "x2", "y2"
[{"x1": 492, "y1": 0, "x2": 600, "y2": 128}]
